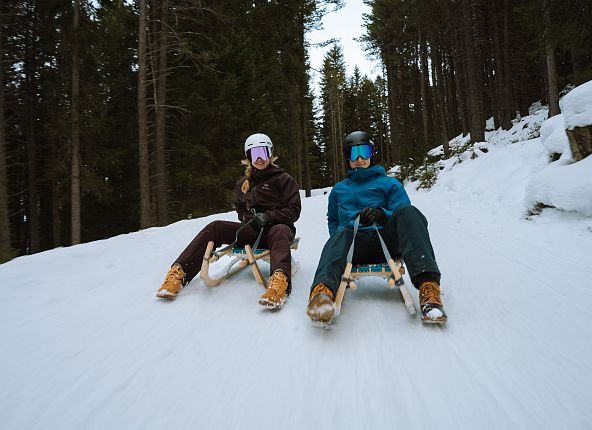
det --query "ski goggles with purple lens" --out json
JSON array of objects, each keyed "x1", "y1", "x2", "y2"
[
  {"x1": 347, "y1": 144, "x2": 373, "y2": 161},
  {"x1": 247, "y1": 146, "x2": 270, "y2": 162}
]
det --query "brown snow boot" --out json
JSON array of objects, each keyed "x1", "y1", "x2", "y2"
[
  {"x1": 259, "y1": 270, "x2": 290, "y2": 309},
  {"x1": 156, "y1": 263, "x2": 186, "y2": 299},
  {"x1": 419, "y1": 281, "x2": 447, "y2": 324},
  {"x1": 306, "y1": 283, "x2": 336, "y2": 324}
]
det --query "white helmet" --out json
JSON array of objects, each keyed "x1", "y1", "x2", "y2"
[{"x1": 244, "y1": 133, "x2": 273, "y2": 155}]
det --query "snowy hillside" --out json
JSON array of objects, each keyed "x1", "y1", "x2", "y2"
[{"x1": 2, "y1": 108, "x2": 592, "y2": 429}]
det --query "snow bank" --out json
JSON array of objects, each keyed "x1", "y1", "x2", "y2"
[
  {"x1": 526, "y1": 155, "x2": 592, "y2": 216},
  {"x1": 563, "y1": 79, "x2": 592, "y2": 129},
  {"x1": 522, "y1": 81, "x2": 592, "y2": 216},
  {"x1": 411, "y1": 97, "x2": 592, "y2": 218}
]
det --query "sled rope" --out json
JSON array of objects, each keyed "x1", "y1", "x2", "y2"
[{"x1": 213, "y1": 219, "x2": 254, "y2": 259}]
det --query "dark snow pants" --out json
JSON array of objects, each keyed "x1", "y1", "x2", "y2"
[
  {"x1": 174, "y1": 220, "x2": 295, "y2": 285},
  {"x1": 310, "y1": 205, "x2": 440, "y2": 296}
]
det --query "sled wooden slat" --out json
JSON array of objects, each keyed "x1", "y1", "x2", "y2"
[
  {"x1": 200, "y1": 238, "x2": 300, "y2": 288},
  {"x1": 244, "y1": 244, "x2": 268, "y2": 288},
  {"x1": 334, "y1": 262, "x2": 352, "y2": 316}
]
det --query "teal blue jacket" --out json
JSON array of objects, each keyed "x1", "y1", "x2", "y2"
[{"x1": 327, "y1": 165, "x2": 411, "y2": 236}]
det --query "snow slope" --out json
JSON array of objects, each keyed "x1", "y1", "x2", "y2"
[{"x1": 2, "y1": 122, "x2": 592, "y2": 429}]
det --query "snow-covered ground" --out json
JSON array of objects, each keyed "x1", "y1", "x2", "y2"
[{"x1": 2, "y1": 103, "x2": 592, "y2": 429}]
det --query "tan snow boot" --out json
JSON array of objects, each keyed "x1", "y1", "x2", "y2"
[
  {"x1": 259, "y1": 270, "x2": 290, "y2": 309},
  {"x1": 419, "y1": 281, "x2": 447, "y2": 324},
  {"x1": 156, "y1": 264, "x2": 186, "y2": 299},
  {"x1": 306, "y1": 283, "x2": 336, "y2": 324}
]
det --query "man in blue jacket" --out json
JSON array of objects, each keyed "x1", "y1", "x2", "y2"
[{"x1": 306, "y1": 131, "x2": 447, "y2": 324}]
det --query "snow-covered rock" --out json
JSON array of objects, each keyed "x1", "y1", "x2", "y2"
[
  {"x1": 526, "y1": 155, "x2": 592, "y2": 216},
  {"x1": 562, "y1": 80, "x2": 592, "y2": 129}
]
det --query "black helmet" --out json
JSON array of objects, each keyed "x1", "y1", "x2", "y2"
[{"x1": 343, "y1": 131, "x2": 374, "y2": 157}]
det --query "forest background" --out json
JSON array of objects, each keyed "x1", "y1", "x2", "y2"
[{"x1": 0, "y1": 0, "x2": 590, "y2": 261}]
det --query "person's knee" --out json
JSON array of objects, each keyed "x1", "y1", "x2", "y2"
[
  {"x1": 393, "y1": 204, "x2": 413, "y2": 216},
  {"x1": 202, "y1": 220, "x2": 222, "y2": 234},
  {"x1": 268, "y1": 224, "x2": 293, "y2": 240},
  {"x1": 332, "y1": 228, "x2": 352, "y2": 240},
  {"x1": 393, "y1": 204, "x2": 425, "y2": 221}
]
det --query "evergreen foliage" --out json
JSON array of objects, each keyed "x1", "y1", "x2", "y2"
[{"x1": 0, "y1": 0, "x2": 588, "y2": 259}]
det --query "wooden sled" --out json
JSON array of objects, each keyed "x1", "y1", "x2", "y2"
[
  {"x1": 334, "y1": 257, "x2": 417, "y2": 317},
  {"x1": 200, "y1": 238, "x2": 300, "y2": 289}
]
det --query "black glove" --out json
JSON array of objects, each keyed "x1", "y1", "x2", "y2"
[
  {"x1": 251, "y1": 212, "x2": 271, "y2": 230},
  {"x1": 359, "y1": 207, "x2": 387, "y2": 226}
]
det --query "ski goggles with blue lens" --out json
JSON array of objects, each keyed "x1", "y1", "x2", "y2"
[
  {"x1": 347, "y1": 144, "x2": 373, "y2": 161},
  {"x1": 247, "y1": 146, "x2": 270, "y2": 162}
]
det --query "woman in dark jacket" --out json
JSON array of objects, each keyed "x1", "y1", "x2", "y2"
[{"x1": 156, "y1": 133, "x2": 301, "y2": 309}]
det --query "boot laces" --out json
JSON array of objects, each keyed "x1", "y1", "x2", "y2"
[
  {"x1": 269, "y1": 271, "x2": 288, "y2": 294},
  {"x1": 166, "y1": 265, "x2": 185, "y2": 283},
  {"x1": 420, "y1": 281, "x2": 442, "y2": 306},
  {"x1": 309, "y1": 283, "x2": 334, "y2": 303}
]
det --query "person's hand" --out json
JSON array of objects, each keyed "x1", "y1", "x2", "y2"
[
  {"x1": 251, "y1": 212, "x2": 271, "y2": 230},
  {"x1": 359, "y1": 207, "x2": 387, "y2": 226}
]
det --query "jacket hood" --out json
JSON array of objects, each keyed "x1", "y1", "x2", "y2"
[{"x1": 346, "y1": 165, "x2": 386, "y2": 183}]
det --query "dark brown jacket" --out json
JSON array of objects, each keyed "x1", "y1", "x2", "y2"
[{"x1": 234, "y1": 164, "x2": 301, "y2": 229}]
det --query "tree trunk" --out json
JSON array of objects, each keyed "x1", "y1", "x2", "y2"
[
  {"x1": 301, "y1": 98, "x2": 311, "y2": 197},
  {"x1": 510, "y1": 31, "x2": 531, "y2": 118},
  {"x1": 543, "y1": 0, "x2": 560, "y2": 118},
  {"x1": 451, "y1": 1, "x2": 469, "y2": 136},
  {"x1": 501, "y1": 0, "x2": 513, "y2": 127},
  {"x1": 433, "y1": 45, "x2": 450, "y2": 149},
  {"x1": 491, "y1": 1, "x2": 504, "y2": 129},
  {"x1": 293, "y1": 97, "x2": 303, "y2": 186},
  {"x1": 71, "y1": 0, "x2": 81, "y2": 245},
  {"x1": 296, "y1": 7, "x2": 311, "y2": 197},
  {"x1": 336, "y1": 92, "x2": 345, "y2": 177},
  {"x1": 154, "y1": 0, "x2": 168, "y2": 226},
  {"x1": 328, "y1": 92, "x2": 338, "y2": 183},
  {"x1": 0, "y1": 14, "x2": 11, "y2": 258},
  {"x1": 25, "y1": 2, "x2": 40, "y2": 253},
  {"x1": 445, "y1": 50, "x2": 460, "y2": 139},
  {"x1": 418, "y1": 25, "x2": 430, "y2": 151},
  {"x1": 385, "y1": 56, "x2": 398, "y2": 164},
  {"x1": 26, "y1": 109, "x2": 39, "y2": 252},
  {"x1": 138, "y1": 0, "x2": 151, "y2": 229},
  {"x1": 462, "y1": 0, "x2": 485, "y2": 143}
]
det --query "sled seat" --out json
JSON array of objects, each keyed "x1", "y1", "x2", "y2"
[
  {"x1": 348, "y1": 260, "x2": 405, "y2": 289},
  {"x1": 351, "y1": 263, "x2": 392, "y2": 274},
  {"x1": 336, "y1": 257, "x2": 415, "y2": 316}
]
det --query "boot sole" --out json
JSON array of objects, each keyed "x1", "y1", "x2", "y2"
[
  {"x1": 421, "y1": 315, "x2": 447, "y2": 325},
  {"x1": 258, "y1": 298, "x2": 285, "y2": 310},
  {"x1": 156, "y1": 291, "x2": 177, "y2": 300}
]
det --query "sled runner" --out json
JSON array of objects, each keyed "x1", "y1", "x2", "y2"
[
  {"x1": 333, "y1": 217, "x2": 417, "y2": 320},
  {"x1": 200, "y1": 238, "x2": 300, "y2": 288}
]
